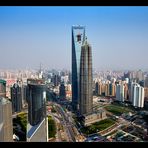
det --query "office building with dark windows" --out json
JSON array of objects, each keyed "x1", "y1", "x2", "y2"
[
  {"x1": 11, "y1": 83, "x2": 22, "y2": 113},
  {"x1": 27, "y1": 79, "x2": 46, "y2": 126},
  {"x1": 73, "y1": 27, "x2": 107, "y2": 126},
  {"x1": 72, "y1": 25, "x2": 85, "y2": 111},
  {"x1": 27, "y1": 79, "x2": 48, "y2": 142},
  {"x1": 59, "y1": 82, "x2": 66, "y2": 100}
]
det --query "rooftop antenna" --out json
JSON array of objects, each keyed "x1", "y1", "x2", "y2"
[{"x1": 40, "y1": 62, "x2": 42, "y2": 72}]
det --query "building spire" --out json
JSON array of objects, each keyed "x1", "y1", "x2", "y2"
[{"x1": 83, "y1": 36, "x2": 88, "y2": 45}]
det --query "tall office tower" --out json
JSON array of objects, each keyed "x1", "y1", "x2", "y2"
[
  {"x1": 52, "y1": 74, "x2": 61, "y2": 87},
  {"x1": 95, "y1": 82, "x2": 99, "y2": 95},
  {"x1": 27, "y1": 79, "x2": 46, "y2": 126},
  {"x1": 145, "y1": 76, "x2": 148, "y2": 87},
  {"x1": 116, "y1": 84, "x2": 125, "y2": 102},
  {"x1": 68, "y1": 72, "x2": 72, "y2": 84},
  {"x1": 22, "y1": 84, "x2": 27, "y2": 107},
  {"x1": 132, "y1": 83, "x2": 144, "y2": 108},
  {"x1": 27, "y1": 79, "x2": 47, "y2": 142},
  {"x1": 72, "y1": 25, "x2": 85, "y2": 111},
  {"x1": 11, "y1": 83, "x2": 22, "y2": 113},
  {"x1": 0, "y1": 79, "x2": 6, "y2": 98},
  {"x1": 79, "y1": 37, "x2": 93, "y2": 115},
  {"x1": 0, "y1": 97, "x2": 13, "y2": 142},
  {"x1": 59, "y1": 82, "x2": 66, "y2": 100}
]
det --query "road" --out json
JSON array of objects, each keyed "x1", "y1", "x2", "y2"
[
  {"x1": 48, "y1": 112, "x2": 62, "y2": 142},
  {"x1": 100, "y1": 117, "x2": 131, "y2": 136},
  {"x1": 55, "y1": 104, "x2": 76, "y2": 142},
  {"x1": 46, "y1": 90, "x2": 79, "y2": 142}
]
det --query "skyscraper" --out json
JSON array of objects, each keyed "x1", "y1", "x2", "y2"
[
  {"x1": 144, "y1": 76, "x2": 148, "y2": 87},
  {"x1": 132, "y1": 83, "x2": 144, "y2": 108},
  {"x1": 0, "y1": 79, "x2": 6, "y2": 98},
  {"x1": 79, "y1": 38, "x2": 93, "y2": 115},
  {"x1": 27, "y1": 79, "x2": 48, "y2": 142},
  {"x1": 59, "y1": 82, "x2": 66, "y2": 100},
  {"x1": 72, "y1": 25, "x2": 85, "y2": 111},
  {"x1": 52, "y1": 74, "x2": 61, "y2": 87},
  {"x1": 22, "y1": 84, "x2": 28, "y2": 107},
  {"x1": 27, "y1": 79, "x2": 46, "y2": 126},
  {"x1": 95, "y1": 82, "x2": 99, "y2": 95},
  {"x1": 11, "y1": 83, "x2": 22, "y2": 113},
  {"x1": 0, "y1": 97, "x2": 13, "y2": 142},
  {"x1": 116, "y1": 84, "x2": 125, "y2": 102}
]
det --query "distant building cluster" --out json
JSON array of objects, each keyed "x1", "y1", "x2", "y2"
[{"x1": 94, "y1": 70, "x2": 146, "y2": 108}]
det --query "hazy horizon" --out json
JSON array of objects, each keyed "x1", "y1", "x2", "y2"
[{"x1": 0, "y1": 6, "x2": 148, "y2": 70}]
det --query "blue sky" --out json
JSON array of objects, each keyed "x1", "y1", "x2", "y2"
[{"x1": 0, "y1": 6, "x2": 148, "y2": 70}]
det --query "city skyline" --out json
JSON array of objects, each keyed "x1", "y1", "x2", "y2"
[{"x1": 0, "y1": 6, "x2": 148, "y2": 70}]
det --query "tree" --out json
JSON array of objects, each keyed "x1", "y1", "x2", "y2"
[{"x1": 48, "y1": 116, "x2": 56, "y2": 138}]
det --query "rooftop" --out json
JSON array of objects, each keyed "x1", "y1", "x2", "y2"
[
  {"x1": 0, "y1": 97, "x2": 10, "y2": 105},
  {"x1": 0, "y1": 79, "x2": 6, "y2": 84},
  {"x1": 27, "y1": 118, "x2": 45, "y2": 139}
]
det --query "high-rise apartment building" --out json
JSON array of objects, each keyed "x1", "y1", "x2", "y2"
[
  {"x1": 124, "y1": 83, "x2": 129, "y2": 100},
  {"x1": 72, "y1": 25, "x2": 85, "y2": 111},
  {"x1": 11, "y1": 83, "x2": 22, "y2": 113},
  {"x1": 112, "y1": 83, "x2": 116, "y2": 97},
  {"x1": 79, "y1": 38, "x2": 93, "y2": 115},
  {"x1": 0, "y1": 97, "x2": 13, "y2": 142},
  {"x1": 132, "y1": 83, "x2": 144, "y2": 108},
  {"x1": 116, "y1": 84, "x2": 125, "y2": 102},
  {"x1": 105, "y1": 82, "x2": 110, "y2": 96},
  {"x1": 95, "y1": 81, "x2": 116, "y2": 97}
]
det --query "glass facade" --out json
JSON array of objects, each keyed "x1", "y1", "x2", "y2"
[
  {"x1": 79, "y1": 40, "x2": 93, "y2": 115},
  {"x1": 11, "y1": 83, "x2": 22, "y2": 113},
  {"x1": 28, "y1": 83, "x2": 46, "y2": 126},
  {"x1": 72, "y1": 26, "x2": 85, "y2": 111}
]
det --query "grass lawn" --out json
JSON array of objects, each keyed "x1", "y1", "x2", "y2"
[
  {"x1": 81, "y1": 118, "x2": 116, "y2": 135},
  {"x1": 104, "y1": 104, "x2": 133, "y2": 116}
]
